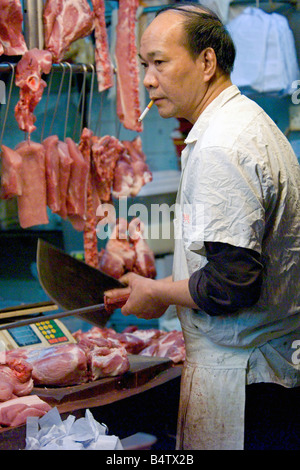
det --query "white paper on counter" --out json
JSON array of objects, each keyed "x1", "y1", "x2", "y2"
[{"x1": 25, "y1": 407, "x2": 123, "y2": 450}]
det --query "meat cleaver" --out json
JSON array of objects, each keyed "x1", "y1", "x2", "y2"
[{"x1": 36, "y1": 238, "x2": 125, "y2": 327}]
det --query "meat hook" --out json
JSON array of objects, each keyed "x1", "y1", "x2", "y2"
[{"x1": 0, "y1": 63, "x2": 15, "y2": 148}]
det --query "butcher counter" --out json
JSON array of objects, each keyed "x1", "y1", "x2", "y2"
[{"x1": 0, "y1": 355, "x2": 182, "y2": 450}]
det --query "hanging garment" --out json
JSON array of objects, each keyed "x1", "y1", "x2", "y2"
[{"x1": 227, "y1": 7, "x2": 299, "y2": 94}]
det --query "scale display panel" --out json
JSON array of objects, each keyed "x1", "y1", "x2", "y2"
[
  {"x1": 9, "y1": 325, "x2": 42, "y2": 348},
  {"x1": 0, "y1": 319, "x2": 76, "y2": 351}
]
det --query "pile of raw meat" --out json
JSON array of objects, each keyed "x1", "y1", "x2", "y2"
[
  {"x1": 0, "y1": 0, "x2": 142, "y2": 133},
  {"x1": 0, "y1": 355, "x2": 51, "y2": 427},
  {"x1": 0, "y1": 325, "x2": 185, "y2": 427}
]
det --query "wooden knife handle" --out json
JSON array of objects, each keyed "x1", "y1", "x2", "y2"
[{"x1": 104, "y1": 293, "x2": 130, "y2": 314}]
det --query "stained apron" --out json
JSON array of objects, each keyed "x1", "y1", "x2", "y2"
[{"x1": 173, "y1": 145, "x2": 252, "y2": 450}]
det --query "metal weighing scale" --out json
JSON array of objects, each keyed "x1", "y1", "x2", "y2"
[{"x1": 0, "y1": 302, "x2": 76, "y2": 352}]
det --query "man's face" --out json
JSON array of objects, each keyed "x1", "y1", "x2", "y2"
[{"x1": 139, "y1": 11, "x2": 206, "y2": 123}]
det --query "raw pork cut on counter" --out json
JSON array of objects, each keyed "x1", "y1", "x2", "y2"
[
  {"x1": 14, "y1": 48, "x2": 53, "y2": 135},
  {"x1": 74, "y1": 326, "x2": 186, "y2": 364},
  {"x1": 0, "y1": 395, "x2": 51, "y2": 427},
  {"x1": 0, "y1": 357, "x2": 33, "y2": 402},
  {"x1": 6, "y1": 338, "x2": 130, "y2": 386},
  {"x1": 43, "y1": 0, "x2": 95, "y2": 62},
  {"x1": 6, "y1": 343, "x2": 89, "y2": 387},
  {"x1": 0, "y1": 0, "x2": 27, "y2": 56},
  {"x1": 0, "y1": 324, "x2": 184, "y2": 393}
]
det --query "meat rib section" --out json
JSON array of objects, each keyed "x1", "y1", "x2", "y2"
[
  {"x1": 91, "y1": 0, "x2": 114, "y2": 92},
  {"x1": 15, "y1": 140, "x2": 49, "y2": 228},
  {"x1": 0, "y1": 0, "x2": 28, "y2": 56},
  {"x1": 14, "y1": 48, "x2": 52, "y2": 135},
  {"x1": 115, "y1": 0, "x2": 142, "y2": 132},
  {"x1": 43, "y1": 0, "x2": 95, "y2": 63}
]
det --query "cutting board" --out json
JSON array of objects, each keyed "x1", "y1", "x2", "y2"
[{"x1": 33, "y1": 356, "x2": 173, "y2": 405}]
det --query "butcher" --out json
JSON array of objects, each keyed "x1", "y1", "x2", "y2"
[{"x1": 105, "y1": 3, "x2": 300, "y2": 450}]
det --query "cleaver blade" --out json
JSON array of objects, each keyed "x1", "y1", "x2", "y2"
[{"x1": 36, "y1": 238, "x2": 124, "y2": 327}]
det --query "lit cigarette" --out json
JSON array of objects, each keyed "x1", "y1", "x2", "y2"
[{"x1": 138, "y1": 100, "x2": 154, "y2": 122}]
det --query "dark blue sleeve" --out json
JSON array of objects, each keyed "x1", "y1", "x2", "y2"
[{"x1": 188, "y1": 242, "x2": 263, "y2": 316}]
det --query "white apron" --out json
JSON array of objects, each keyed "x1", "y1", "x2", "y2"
[
  {"x1": 173, "y1": 145, "x2": 253, "y2": 450},
  {"x1": 173, "y1": 220, "x2": 252, "y2": 450}
]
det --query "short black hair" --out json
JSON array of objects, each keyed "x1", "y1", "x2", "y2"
[{"x1": 156, "y1": 2, "x2": 235, "y2": 74}]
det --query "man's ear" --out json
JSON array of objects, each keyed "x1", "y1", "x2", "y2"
[{"x1": 197, "y1": 47, "x2": 217, "y2": 82}]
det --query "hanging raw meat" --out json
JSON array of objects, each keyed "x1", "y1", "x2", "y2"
[
  {"x1": 14, "y1": 140, "x2": 49, "y2": 228},
  {"x1": 53, "y1": 140, "x2": 72, "y2": 219},
  {"x1": 0, "y1": 0, "x2": 28, "y2": 56},
  {"x1": 91, "y1": 135, "x2": 125, "y2": 203},
  {"x1": 121, "y1": 137, "x2": 152, "y2": 196},
  {"x1": 65, "y1": 137, "x2": 89, "y2": 224},
  {"x1": 78, "y1": 127, "x2": 99, "y2": 268},
  {"x1": 112, "y1": 150, "x2": 135, "y2": 198},
  {"x1": 14, "y1": 48, "x2": 52, "y2": 135},
  {"x1": 99, "y1": 217, "x2": 156, "y2": 279},
  {"x1": 43, "y1": 0, "x2": 95, "y2": 63},
  {"x1": 91, "y1": 0, "x2": 114, "y2": 92},
  {"x1": 99, "y1": 218, "x2": 137, "y2": 279},
  {"x1": 115, "y1": 0, "x2": 142, "y2": 132},
  {"x1": 0, "y1": 145, "x2": 23, "y2": 199},
  {"x1": 129, "y1": 218, "x2": 156, "y2": 279},
  {"x1": 43, "y1": 135, "x2": 61, "y2": 213}
]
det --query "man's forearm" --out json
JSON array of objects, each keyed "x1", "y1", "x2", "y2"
[{"x1": 154, "y1": 278, "x2": 198, "y2": 309}]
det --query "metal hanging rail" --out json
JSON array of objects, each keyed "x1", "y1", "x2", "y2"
[{"x1": 0, "y1": 62, "x2": 96, "y2": 74}]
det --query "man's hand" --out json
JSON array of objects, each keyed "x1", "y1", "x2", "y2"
[
  {"x1": 104, "y1": 273, "x2": 198, "y2": 319},
  {"x1": 104, "y1": 273, "x2": 169, "y2": 319}
]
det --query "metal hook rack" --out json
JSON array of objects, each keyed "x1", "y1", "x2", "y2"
[{"x1": 0, "y1": 62, "x2": 96, "y2": 145}]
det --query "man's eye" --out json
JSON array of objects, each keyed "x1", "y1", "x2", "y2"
[
  {"x1": 154, "y1": 60, "x2": 163, "y2": 66},
  {"x1": 140, "y1": 62, "x2": 148, "y2": 68}
]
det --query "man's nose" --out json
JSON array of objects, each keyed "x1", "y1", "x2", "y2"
[{"x1": 143, "y1": 67, "x2": 158, "y2": 89}]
